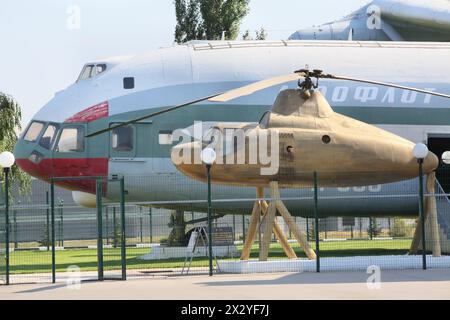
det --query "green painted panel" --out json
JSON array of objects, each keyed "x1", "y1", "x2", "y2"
[{"x1": 86, "y1": 104, "x2": 450, "y2": 158}]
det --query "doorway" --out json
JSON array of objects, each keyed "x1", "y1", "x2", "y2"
[{"x1": 427, "y1": 137, "x2": 450, "y2": 193}]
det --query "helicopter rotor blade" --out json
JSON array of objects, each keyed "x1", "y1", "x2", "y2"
[
  {"x1": 208, "y1": 72, "x2": 304, "y2": 102},
  {"x1": 321, "y1": 73, "x2": 450, "y2": 100},
  {"x1": 85, "y1": 92, "x2": 225, "y2": 138}
]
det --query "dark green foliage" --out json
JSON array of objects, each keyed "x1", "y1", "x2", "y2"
[
  {"x1": 0, "y1": 92, "x2": 31, "y2": 194},
  {"x1": 255, "y1": 27, "x2": 267, "y2": 40},
  {"x1": 167, "y1": 210, "x2": 189, "y2": 246},
  {"x1": 175, "y1": 0, "x2": 203, "y2": 43},
  {"x1": 308, "y1": 219, "x2": 315, "y2": 241},
  {"x1": 367, "y1": 218, "x2": 381, "y2": 239},
  {"x1": 39, "y1": 225, "x2": 51, "y2": 248},
  {"x1": 174, "y1": 0, "x2": 250, "y2": 43},
  {"x1": 389, "y1": 219, "x2": 407, "y2": 238},
  {"x1": 242, "y1": 27, "x2": 267, "y2": 40}
]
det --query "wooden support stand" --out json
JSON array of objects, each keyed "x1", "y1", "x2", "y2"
[
  {"x1": 409, "y1": 172, "x2": 441, "y2": 256},
  {"x1": 240, "y1": 181, "x2": 316, "y2": 261}
]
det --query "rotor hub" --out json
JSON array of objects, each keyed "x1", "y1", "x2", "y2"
[{"x1": 296, "y1": 69, "x2": 324, "y2": 91}]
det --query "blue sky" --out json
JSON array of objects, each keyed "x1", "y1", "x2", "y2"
[{"x1": 0, "y1": 0, "x2": 369, "y2": 127}]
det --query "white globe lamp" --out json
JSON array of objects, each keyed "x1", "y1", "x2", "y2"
[
  {"x1": 442, "y1": 151, "x2": 450, "y2": 165},
  {"x1": 0, "y1": 151, "x2": 15, "y2": 169},
  {"x1": 201, "y1": 148, "x2": 216, "y2": 165},
  {"x1": 413, "y1": 143, "x2": 428, "y2": 160}
]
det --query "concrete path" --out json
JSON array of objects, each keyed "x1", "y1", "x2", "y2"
[{"x1": 1, "y1": 269, "x2": 450, "y2": 300}]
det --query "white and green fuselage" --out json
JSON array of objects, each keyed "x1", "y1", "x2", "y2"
[{"x1": 14, "y1": 41, "x2": 450, "y2": 217}]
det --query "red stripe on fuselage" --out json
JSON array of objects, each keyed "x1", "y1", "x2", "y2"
[
  {"x1": 16, "y1": 158, "x2": 108, "y2": 194},
  {"x1": 65, "y1": 101, "x2": 109, "y2": 123}
]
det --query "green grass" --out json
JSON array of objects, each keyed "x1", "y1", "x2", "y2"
[{"x1": 8, "y1": 239, "x2": 412, "y2": 275}]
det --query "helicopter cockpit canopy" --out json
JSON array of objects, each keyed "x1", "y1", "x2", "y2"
[{"x1": 259, "y1": 111, "x2": 271, "y2": 129}]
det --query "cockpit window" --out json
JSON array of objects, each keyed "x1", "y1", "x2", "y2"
[
  {"x1": 78, "y1": 65, "x2": 94, "y2": 81},
  {"x1": 76, "y1": 63, "x2": 107, "y2": 82},
  {"x1": 96, "y1": 64, "x2": 106, "y2": 74},
  {"x1": 56, "y1": 126, "x2": 85, "y2": 153},
  {"x1": 39, "y1": 124, "x2": 58, "y2": 149},
  {"x1": 24, "y1": 122, "x2": 45, "y2": 142},
  {"x1": 158, "y1": 130, "x2": 173, "y2": 145}
]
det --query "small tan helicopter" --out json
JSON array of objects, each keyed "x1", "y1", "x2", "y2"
[
  {"x1": 88, "y1": 69, "x2": 450, "y2": 261},
  {"x1": 172, "y1": 73, "x2": 440, "y2": 189}
]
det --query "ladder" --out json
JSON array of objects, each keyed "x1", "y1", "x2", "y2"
[{"x1": 181, "y1": 226, "x2": 219, "y2": 275}]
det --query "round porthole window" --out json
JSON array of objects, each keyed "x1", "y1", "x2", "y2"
[{"x1": 322, "y1": 135, "x2": 331, "y2": 144}]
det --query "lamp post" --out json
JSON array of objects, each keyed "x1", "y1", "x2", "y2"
[
  {"x1": 413, "y1": 143, "x2": 429, "y2": 270},
  {"x1": 0, "y1": 151, "x2": 16, "y2": 285},
  {"x1": 201, "y1": 147, "x2": 216, "y2": 277}
]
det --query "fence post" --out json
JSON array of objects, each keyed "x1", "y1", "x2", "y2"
[
  {"x1": 60, "y1": 200, "x2": 64, "y2": 248},
  {"x1": 242, "y1": 213, "x2": 245, "y2": 241},
  {"x1": 96, "y1": 179, "x2": 104, "y2": 281},
  {"x1": 306, "y1": 218, "x2": 310, "y2": 241},
  {"x1": 139, "y1": 206, "x2": 143, "y2": 243},
  {"x1": 13, "y1": 207, "x2": 17, "y2": 250},
  {"x1": 120, "y1": 177, "x2": 127, "y2": 280},
  {"x1": 105, "y1": 206, "x2": 109, "y2": 245},
  {"x1": 149, "y1": 207, "x2": 153, "y2": 244},
  {"x1": 113, "y1": 207, "x2": 117, "y2": 248},
  {"x1": 314, "y1": 172, "x2": 320, "y2": 273},
  {"x1": 46, "y1": 191, "x2": 49, "y2": 251},
  {"x1": 232, "y1": 214, "x2": 236, "y2": 241},
  {"x1": 50, "y1": 180, "x2": 56, "y2": 283}
]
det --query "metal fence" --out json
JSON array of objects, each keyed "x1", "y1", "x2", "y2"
[{"x1": 1, "y1": 171, "x2": 450, "y2": 285}]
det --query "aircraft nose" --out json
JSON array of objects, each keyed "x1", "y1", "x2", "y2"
[{"x1": 13, "y1": 138, "x2": 52, "y2": 179}]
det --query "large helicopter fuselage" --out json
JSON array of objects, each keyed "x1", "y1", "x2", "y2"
[{"x1": 14, "y1": 40, "x2": 450, "y2": 217}]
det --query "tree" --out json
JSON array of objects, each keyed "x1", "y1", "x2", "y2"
[
  {"x1": 367, "y1": 218, "x2": 381, "y2": 239},
  {"x1": 242, "y1": 27, "x2": 267, "y2": 40},
  {"x1": 39, "y1": 225, "x2": 51, "y2": 248},
  {"x1": 175, "y1": 0, "x2": 202, "y2": 44},
  {"x1": 174, "y1": 0, "x2": 250, "y2": 43},
  {"x1": 389, "y1": 219, "x2": 407, "y2": 238},
  {"x1": 167, "y1": 210, "x2": 188, "y2": 246},
  {"x1": 242, "y1": 29, "x2": 252, "y2": 40},
  {"x1": 0, "y1": 92, "x2": 30, "y2": 193},
  {"x1": 255, "y1": 27, "x2": 267, "y2": 40}
]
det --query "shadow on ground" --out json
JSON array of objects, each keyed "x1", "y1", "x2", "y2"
[{"x1": 196, "y1": 269, "x2": 450, "y2": 286}]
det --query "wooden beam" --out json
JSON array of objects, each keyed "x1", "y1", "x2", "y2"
[
  {"x1": 427, "y1": 172, "x2": 441, "y2": 257},
  {"x1": 261, "y1": 200, "x2": 297, "y2": 259},
  {"x1": 273, "y1": 219, "x2": 298, "y2": 259},
  {"x1": 409, "y1": 173, "x2": 438, "y2": 255},
  {"x1": 409, "y1": 216, "x2": 422, "y2": 255},
  {"x1": 240, "y1": 187, "x2": 264, "y2": 260},
  {"x1": 271, "y1": 182, "x2": 316, "y2": 260},
  {"x1": 259, "y1": 182, "x2": 278, "y2": 261}
]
